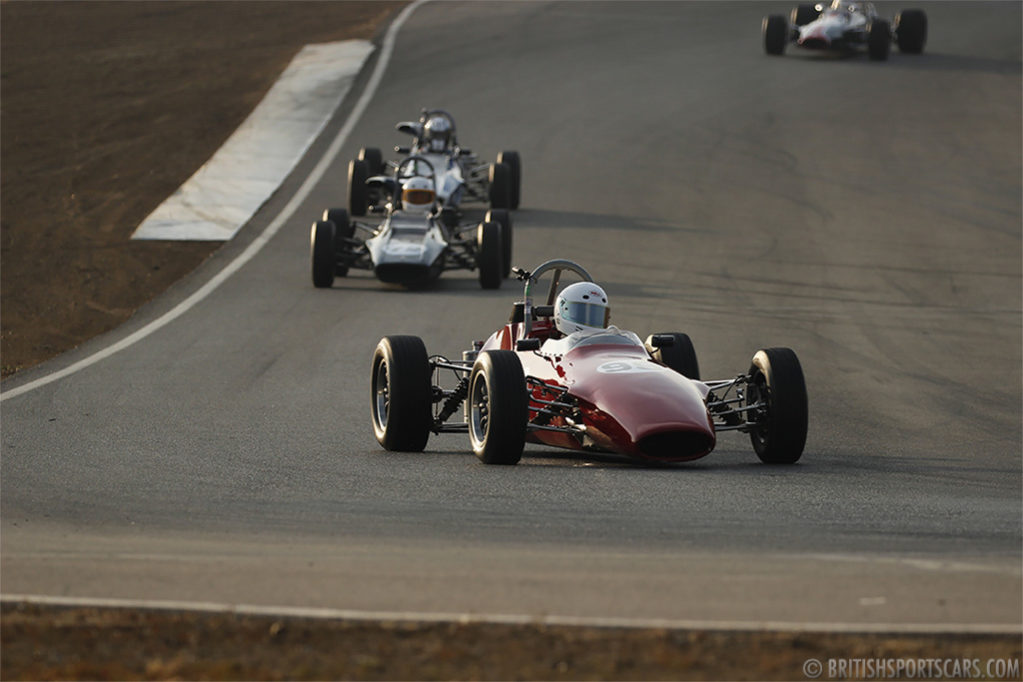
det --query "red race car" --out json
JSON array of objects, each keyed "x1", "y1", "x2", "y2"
[{"x1": 371, "y1": 259, "x2": 808, "y2": 465}]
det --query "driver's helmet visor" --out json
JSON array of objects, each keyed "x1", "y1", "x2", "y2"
[
  {"x1": 563, "y1": 302, "x2": 610, "y2": 328},
  {"x1": 403, "y1": 188, "x2": 434, "y2": 205}
]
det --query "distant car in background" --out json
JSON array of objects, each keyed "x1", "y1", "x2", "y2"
[
  {"x1": 763, "y1": 0, "x2": 927, "y2": 61},
  {"x1": 347, "y1": 109, "x2": 521, "y2": 220}
]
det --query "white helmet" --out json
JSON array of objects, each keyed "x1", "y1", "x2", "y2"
[
  {"x1": 401, "y1": 175, "x2": 435, "y2": 214},
  {"x1": 423, "y1": 116, "x2": 453, "y2": 152},
  {"x1": 554, "y1": 282, "x2": 610, "y2": 336}
]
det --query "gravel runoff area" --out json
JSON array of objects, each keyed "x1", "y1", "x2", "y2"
[
  {"x1": 2, "y1": 3, "x2": 1020, "y2": 680},
  {"x1": 2, "y1": 603, "x2": 1020, "y2": 681}
]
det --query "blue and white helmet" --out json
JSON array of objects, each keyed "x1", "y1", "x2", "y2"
[{"x1": 554, "y1": 282, "x2": 610, "y2": 336}]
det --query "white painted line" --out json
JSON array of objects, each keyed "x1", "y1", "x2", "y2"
[
  {"x1": 132, "y1": 40, "x2": 373, "y2": 241},
  {"x1": 0, "y1": 0, "x2": 428, "y2": 403},
  {"x1": 3, "y1": 594, "x2": 1021, "y2": 634}
]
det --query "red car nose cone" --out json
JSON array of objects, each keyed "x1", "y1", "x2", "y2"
[{"x1": 566, "y1": 349, "x2": 716, "y2": 461}]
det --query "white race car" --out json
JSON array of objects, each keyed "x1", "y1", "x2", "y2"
[
  {"x1": 311, "y1": 156, "x2": 512, "y2": 290},
  {"x1": 347, "y1": 109, "x2": 521, "y2": 221},
  {"x1": 763, "y1": 0, "x2": 927, "y2": 61}
]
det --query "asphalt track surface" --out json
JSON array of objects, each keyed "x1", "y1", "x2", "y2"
[{"x1": 2, "y1": 1, "x2": 1020, "y2": 628}]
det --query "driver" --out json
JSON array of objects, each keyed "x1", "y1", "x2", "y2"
[
  {"x1": 422, "y1": 115, "x2": 453, "y2": 153},
  {"x1": 399, "y1": 175, "x2": 436, "y2": 214},
  {"x1": 541, "y1": 282, "x2": 642, "y2": 354}
]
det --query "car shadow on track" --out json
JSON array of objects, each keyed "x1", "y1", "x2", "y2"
[{"x1": 408, "y1": 446, "x2": 811, "y2": 472}]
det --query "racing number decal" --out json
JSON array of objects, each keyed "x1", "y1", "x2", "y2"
[{"x1": 596, "y1": 360, "x2": 661, "y2": 374}]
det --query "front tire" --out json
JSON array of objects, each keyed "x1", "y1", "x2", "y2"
[
  {"x1": 496, "y1": 151, "x2": 521, "y2": 210},
  {"x1": 371, "y1": 336, "x2": 433, "y2": 452},
  {"x1": 746, "y1": 347, "x2": 808, "y2": 464},
  {"x1": 348, "y1": 159, "x2": 369, "y2": 216},
  {"x1": 868, "y1": 19, "x2": 891, "y2": 61},
  {"x1": 468, "y1": 351, "x2": 528, "y2": 465},
  {"x1": 310, "y1": 220, "x2": 336, "y2": 288},
  {"x1": 894, "y1": 9, "x2": 927, "y2": 54},
  {"x1": 476, "y1": 221, "x2": 503, "y2": 290},
  {"x1": 645, "y1": 333, "x2": 700, "y2": 380},
  {"x1": 488, "y1": 162, "x2": 511, "y2": 210},
  {"x1": 485, "y1": 208, "x2": 512, "y2": 279},
  {"x1": 763, "y1": 15, "x2": 788, "y2": 56}
]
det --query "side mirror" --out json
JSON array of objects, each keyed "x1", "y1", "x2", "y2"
[
  {"x1": 516, "y1": 338, "x2": 541, "y2": 351},
  {"x1": 649, "y1": 334, "x2": 676, "y2": 349}
]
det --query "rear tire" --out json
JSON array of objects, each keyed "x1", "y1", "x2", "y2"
[
  {"x1": 358, "y1": 147, "x2": 384, "y2": 175},
  {"x1": 496, "y1": 151, "x2": 521, "y2": 210},
  {"x1": 791, "y1": 3, "x2": 820, "y2": 26},
  {"x1": 371, "y1": 336, "x2": 432, "y2": 452},
  {"x1": 468, "y1": 351, "x2": 527, "y2": 465},
  {"x1": 894, "y1": 9, "x2": 927, "y2": 54},
  {"x1": 485, "y1": 209, "x2": 512, "y2": 279},
  {"x1": 322, "y1": 208, "x2": 353, "y2": 277},
  {"x1": 645, "y1": 333, "x2": 700, "y2": 380},
  {"x1": 868, "y1": 19, "x2": 891, "y2": 61},
  {"x1": 746, "y1": 348, "x2": 808, "y2": 464},
  {"x1": 488, "y1": 162, "x2": 511, "y2": 209},
  {"x1": 310, "y1": 220, "x2": 336, "y2": 288},
  {"x1": 476, "y1": 221, "x2": 503, "y2": 290},
  {"x1": 763, "y1": 15, "x2": 788, "y2": 55},
  {"x1": 348, "y1": 159, "x2": 369, "y2": 216}
]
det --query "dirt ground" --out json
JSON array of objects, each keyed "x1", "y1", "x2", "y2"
[
  {"x1": 3, "y1": 604, "x2": 1020, "y2": 681},
  {"x1": 1, "y1": 3, "x2": 1020, "y2": 680},
  {"x1": 0, "y1": 1, "x2": 401, "y2": 377}
]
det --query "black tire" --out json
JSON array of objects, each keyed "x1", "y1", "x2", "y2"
[
  {"x1": 644, "y1": 333, "x2": 700, "y2": 380},
  {"x1": 358, "y1": 146, "x2": 384, "y2": 176},
  {"x1": 894, "y1": 9, "x2": 927, "y2": 54},
  {"x1": 746, "y1": 348, "x2": 808, "y2": 464},
  {"x1": 468, "y1": 351, "x2": 527, "y2": 465},
  {"x1": 496, "y1": 151, "x2": 521, "y2": 210},
  {"x1": 763, "y1": 15, "x2": 788, "y2": 56},
  {"x1": 868, "y1": 19, "x2": 891, "y2": 61},
  {"x1": 488, "y1": 162, "x2": 511, "y2": 209},
  {"x1": 322, "y1": 208, "x2": 353, "y2": 277},
  {"x1": 790, "y1": 3, "x2": 820, "y2": 26},
  {"x1": 348, "y1": 159, "x2": 368, "y2": 216},
  {"x1": 310, "y1": 220, "x2": 336, "y2": 288},
  {"x1": 371, "y1": 336, "x2": 433, "y2": 452},
  {"x1": 476, "y1": 221, "x2": 503, "y2": 290},
  {"x1": 485, "y1": 209, "x2": 512, "y2": 279}
]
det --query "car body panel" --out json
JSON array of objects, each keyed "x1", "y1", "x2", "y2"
[{"x1": 482, "y1": 321, "x2": 716, "y2": 462}]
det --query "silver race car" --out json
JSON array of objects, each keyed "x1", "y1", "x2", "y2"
[
  {"x1": 763, "y1": 0, "x2": 927, "y2": 60},
  {"x1": 310, "y1": 156, "x2": 511, "y2": 290},
  {"x1": 347, "y1": 109, "x2": 521, "y2": 218}
]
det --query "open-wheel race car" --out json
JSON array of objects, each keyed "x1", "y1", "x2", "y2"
[
  {"x1": 763, "y1": 0, "x2": 927, "y2": 61},
  {"x1": 347, "y1": 109, "x2": 520, "y2": 220},
  {"x1": 311, "y1": 156, "x2": 512, "y2": 289},
  {"x1": 371, "y1": 260, "x2": 809, "y2": 465}
]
